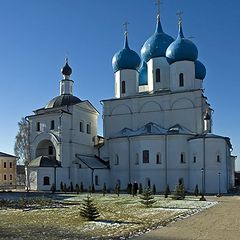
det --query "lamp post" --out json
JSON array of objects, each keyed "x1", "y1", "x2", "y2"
[
  {"x1": 217, "y1": 172, "x2": 221, "y2": 197},
  {"x1": 200, "y1": 168, "x2": 206, "y2": 201}
]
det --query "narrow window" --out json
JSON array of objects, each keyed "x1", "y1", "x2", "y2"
[
  {"x1": 143, "y1": 150, "x2": 149, "y2": 163},
  {"x1": 4, "y1": 174, "x2": 7, "y2": 181},
  {"x1": 9, "y1": 174, "x2": 12, "y2": 181},
  {"x1": 179, "y1": 73, "x2": 184, "y2": 87},
  {"x1": 48, "y1": 146, "x2": 53, "y2": 155},
  {"x1": 135, "y1": 153, "x2": 139, "y2": 165},
  {"x1": 50, "y1": 120, "x2": 55, "y2": 130},
  {"x1": 95, "y1": 175, "x2": 99, "y2": 186},
  {"x1": 79, "y1": 121, "x2": 84, "y2": 132},
  {"x1": 180, "y1": 153, "x2": 185, "y2": 163},
  {"x1": 156, "y1": 153, "x2": 161, "y2": 164},
  {"x1": 36, "y1": 122, "x2": 40, "y2": 131},
  {"x1": 10, "y1": 162, "x2": 12, "y2": 168},
  {"x1": 156, "y1": 68, "x2": 161, "y2": 82},
  {"x1": 217, "y1": 155, "x2": 220, "y2": 162},
  {"x1": 121, "y1": 81, "x2": 126, "y2": 94},
  {"x1": 86, "y1": 123, "x2": 91, "y2": 134},
  {"x1": 114, "y1": 154, "x2": 119, "y2": 165},
  {"x1": 4, "y1": 162, "x2": 6, "y2": 168},
  {"x1": 193, "y1": 156, "x2": 197, "y2": 163},
  {"x1": 43, "y1": 176, "x2": 50, "y2": 185}
]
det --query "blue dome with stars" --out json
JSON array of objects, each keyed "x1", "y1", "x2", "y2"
[
  {"x1": 141, "y1": 16, "x2": 174, "y2": 62},
  {"x1": 195, "y1": 60, "x2": 206, "y2": 80},
  {"x1": 112, "y1": 34, "x2": 141, "y2": 73},
  {"x1": 166, "y1": 22, "x2": 198, "y2": 64},
  {"x1": 139, "y1": 61, "x2": 148, "y2": 86}
]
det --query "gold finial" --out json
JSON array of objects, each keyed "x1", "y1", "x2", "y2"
[
  {"x1": 123, "y1": 22, "x2": 129, "y2": 36},
  {"x1": 176, "y1": 10, "x2": 183, "y2": 25}
]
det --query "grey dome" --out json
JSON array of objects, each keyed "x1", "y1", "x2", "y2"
[{"x1": 45, "y1": 94, "x2": 81, "y2": 109}]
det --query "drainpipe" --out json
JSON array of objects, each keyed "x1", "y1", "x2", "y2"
[
  {"x1": 203, "y1": 134, "x2": 206, "y2": 194},
  {"x1": 127, "y1": 136, "x2": 131, "y2": 182},
  {"x1": 165, "y1": 134, "x2": 168, "y2": 186}
]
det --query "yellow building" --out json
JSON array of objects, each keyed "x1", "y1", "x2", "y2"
[{"x1": 0, "y1": 152, "x2": 17, "y2": 188}]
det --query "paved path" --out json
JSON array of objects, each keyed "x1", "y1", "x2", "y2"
[{"x1": 134, "y1": 196, "x2": 240, "y2": 240}]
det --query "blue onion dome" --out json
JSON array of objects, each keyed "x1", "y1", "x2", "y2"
[
  {"x1": 61, "y1": 58, "x2": 72, "y2": 76},
  {"x1": 141, "y1": 15, "x2": 174, "y2": 62},
  {"x1": 139, "y1": 61, "x2": 148, "y2": 86},
  {"x1": 112, "y1": 33, "x2": 141, "y2": 73},
  {"x1": 166, "y1": 21, "x2": 198, "y2": 64},
  {"x1": 195, "y1": 60, "x2": 206, "y2": 80}
]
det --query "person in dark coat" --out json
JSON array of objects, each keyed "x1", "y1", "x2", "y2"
[{"x1": 133, "y1": 181, "x2": 138, "y2": 196}]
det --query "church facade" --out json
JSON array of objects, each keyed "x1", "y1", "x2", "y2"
[{"x1": 26, "y1": 13, "x2": 235, "y2": 194}]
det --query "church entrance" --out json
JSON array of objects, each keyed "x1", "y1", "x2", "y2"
[{"x1": 36, "y1": 140, "x2": 56, "y2": 158}]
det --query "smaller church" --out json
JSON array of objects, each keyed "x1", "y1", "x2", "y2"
[{"x1": 26, "y1": 9, "x2": 235, "y2": 194}]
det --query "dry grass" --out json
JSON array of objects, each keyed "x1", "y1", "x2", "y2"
[{"x1": 0, "y1": 194, "x2": 215, "y2": 239}]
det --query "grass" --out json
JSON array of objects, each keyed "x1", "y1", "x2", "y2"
[{"x1": 0, "y1": 193, "x2": 216, "y2": 239}]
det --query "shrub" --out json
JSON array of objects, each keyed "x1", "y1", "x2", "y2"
[
  {"x1": 139, "y1": 187, "x2": 156, "y2": 208},
  {"x1": 80, "y1": 182, "x2": 84, "y2": 193},
  {"x1": 115, "y1": 184, "x2": 120, "y2": 197},
  {"x1": 152, "y1": 184, "x2": 156, "y2": 195},
  {"x1": 194, "y1": 184, "x2": 199, "y2": 197},
  {"x1": 164, "y1": 184, "x2": 170, "y2": 198},
  {"x1": 139, "y1": 183, "x2": 143, "y2": 194},
  {"x1": 80, "y1": 196, "x2": 100, "y2": 221},
  {"x1": 102, "y1": 183, "x2": 107, "y2": 196},
  {"x1": 76, "y1": 184, "x2": 80, "y2": 194},
  {"x1": 172, "y1": 184, "x2": 185, "y2": 200}
]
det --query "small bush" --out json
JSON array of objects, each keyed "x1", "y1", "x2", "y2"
[
  {"x1": 139, "y1": 187, "x2": 156, "y2": 208},
  {"x1": 80, "y1": 196, "x2": 100, "y2": 221}
]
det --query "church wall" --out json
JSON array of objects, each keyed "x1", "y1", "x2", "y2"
[
  {"x1": 147, "y1": 57, "x2": 170, "y2": 91},
  {"x1": 169, "y1": 61, "x2": 195, "y2": 92},
  {"x1": 103, "y1": 89, "x2": 203, "y2": 138}
]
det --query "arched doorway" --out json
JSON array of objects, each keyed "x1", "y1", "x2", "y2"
[{"x1": 35, "y1": 140, "x2": 56, "y2": 158}]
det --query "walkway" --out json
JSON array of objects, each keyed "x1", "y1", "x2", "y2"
[{"x1": 134, "y1": 196, "x2": 240, "y2": 240}]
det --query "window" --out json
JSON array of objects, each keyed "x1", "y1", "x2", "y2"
[
  {"x1": 143, "y1": 150, "x2": 149, "y2": 163},
  {"x1": 156, "y1": 153, "x2": 161, "y2": 164},
  {"x1": 48, "y1": 146, "x2": 53, "y2": 155},
  {"x1": 156, "y1": 68, "x2": 161, "y2": 82},
  {"x1": 36, "y1": 122, "x2": 40, "y2": 131},
  {"x1": 179, "y1": 73, "x2": 184, "y2": 87},
  {"x1": 43, "y1": 176, "x2": 50, "y2": 185},
  {"x1": 121, "y1": 81, "x2": 126, "y2": 94},
  {"x1": 9, "y1": 174, "x2": 12, "y2": 181},
  {"x1": 217, "y1": 155, "x2": 220, "y2": 162},
  {"x1": 86, "y1": 123, "x2": 91, "y2": 134},
  {"x1": 10, "y1": 162, "x2": 12, "y2": 168},
  {"x1": 4, "y1": 162, "x2": 6, "y2": 168},
  {"x1": 114, "y1": 154, "x2": 119, "y2": 165},
  {"x1": 135, "y1": 153, "x2": 139, "y2": 165},
  {"x1": 4, "y1": 174, "x2": 7, "y2": 181},
  {"x1": 95, "y1": 175, "x2": 99, "y2": 185},
  {"x1": 79, "y1": 121, "x2": 84, "y2": 132},
  {"x1": 193, "y1": 156, "x2": 197, "y2": 163},
  {"x1": 180, "y1": 153, "x2": 186, "y2": 163},
  {"x1": 146, "y1": 124, "x2": 151, "y2": 133},
  {"x1": 50, "y1": 120, "x2": 55, "y2": 130}
]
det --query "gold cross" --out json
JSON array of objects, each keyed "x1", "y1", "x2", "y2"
[{"x1": 176, "y1": 10, "x2": 184, "y2": 25}]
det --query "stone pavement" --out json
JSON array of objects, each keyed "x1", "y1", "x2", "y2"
[{"x1": 134, "y1": 196, "x2": 240, "y2": 240}]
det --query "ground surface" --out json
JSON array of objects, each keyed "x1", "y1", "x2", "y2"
[
  {"x1": 134, "y1": 195, "x2": 240, "y2": 240},
  {"x1": 0, "y1": 192, "x2": 214, "y2": 239}
]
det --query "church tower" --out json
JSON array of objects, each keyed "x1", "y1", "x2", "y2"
[{"x1": 112, "y1": 25, "x2": 141, "y2": 98}]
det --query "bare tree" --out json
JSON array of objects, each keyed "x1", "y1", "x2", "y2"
[{"x1": 14, "y1": 117, "x2": 31, "y2": 165}]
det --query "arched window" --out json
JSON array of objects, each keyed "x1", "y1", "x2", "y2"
[
  {"x1": 95, "y1": 175, "x2": 99, "y2": 185},
  {"x1": 217, "y1": 155, "x2": 220, "y2": 162},
  {"x1": 143, "y1": 150, "x2": 149, "y2": 163},
  {"x1": 114, "y1": 154, "x2": 119, "y2": 165},
  {"x1": 179, "y1": 73, "x2": 184, "y2": 87},
  {"x1": 156, "y1": 68, "x2": 161, "y2": 82},
  {"x1": 43, "y1": 176, "x2": 50, "y2": 185},
  {"x1": 193, "y1": 155, "x2": 197, "y2": 163},
  {"x1": 180, "y1": 152, "x2": 186, "y2": 163},
  {"x1": 50, "y1": 120, "x2": 55, "y2": 130},
  {"x1": 156, "y1": 153, "x2": 161, "y2": 164},
  {"x1": 121, "y1": 81, "x2": 126, "y2": 94},
  {"x1": 9, "y1": 174, "x2": 12, "y2": 181}
]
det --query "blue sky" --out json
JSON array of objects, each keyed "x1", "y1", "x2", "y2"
[{"x1": 0, "y1": 0, "x2": 239, "y2": 169}]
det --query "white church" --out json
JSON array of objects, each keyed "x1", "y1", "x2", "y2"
[{"x1": 26, "y1": 11, "x2": 235, "y2": 194}]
